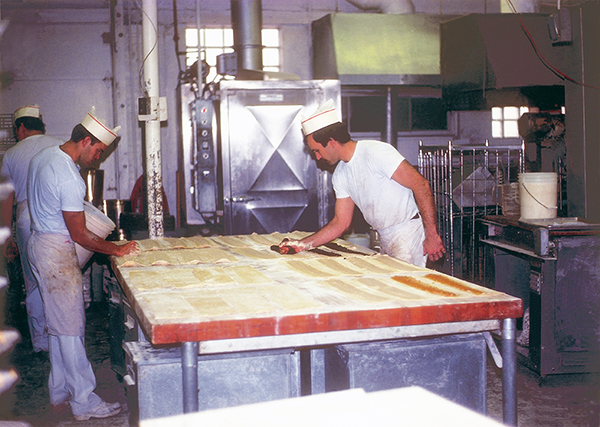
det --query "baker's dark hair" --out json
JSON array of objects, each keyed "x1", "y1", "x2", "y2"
[
  {"x1": 311, "y1": 122, "x2": 351, "y2": 147},
  {"x1": 70, "y1": 124, "x2": 101, "y2": 144},
  {"x1": 14, "y1": 116, "x2": 45, "y2": 134}
]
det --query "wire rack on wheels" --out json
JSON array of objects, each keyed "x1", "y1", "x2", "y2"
[
  {"x1": 0, "y1": 113, "x2": 16, "y2": 163},
  {"x1": 419, "y1": 140, "x2": 524, "y2": 282}
]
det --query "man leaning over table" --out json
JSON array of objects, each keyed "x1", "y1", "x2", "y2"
[{"x1": 279, "y1": 100, "x2": 445, "y2": 267}]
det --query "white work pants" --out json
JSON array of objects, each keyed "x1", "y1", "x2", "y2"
[
  {"x1": 28, "y1": 231, "x2": 102, "y2": 415},
  {"x1": 48, "y1": 335, "x2": 102, "y2": 414},
  {"x1": 15, "y1": 202, "x2": 48, "y2": 352}
]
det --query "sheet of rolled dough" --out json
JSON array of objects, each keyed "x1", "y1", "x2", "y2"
[
  {"x1": 321, "y1": 278, "x2": 391, "y2": 303},
  {"x1": 285, "y1": 260, "x2": 336, "y2": 278},
  {"x1": 217, "y1": 287, "x2": 278, "y2": 313},
  {"x1": 256, "y1": 284, "x2": 324, "y2": 311},
  {"x1": 126, "y1": 270, "x2": 165, "y2": 291},
  {"x1": 191, "y1": 267, "x2": 236, "y2": 285},
  {"x1": 138, "y1": 292, "x2": 198, "y2": 320},
  {"x1": 223, "y1": 265, "x2": 272, "y2": 285},
  {"x1": 315, "y1": 258, "x2": 365, "y2": 276},
  {"x1": 183, "y1": 289, "x2": 236, "y2": 317},
  {"x1": 355, "y1": 277, "x2": 426, "y2": 300},
  {"x1": 117, "y1": 251, "x2": 180, "y2": 267},
  {"x1": 175, "y1": 248, "x2": 237, "y2": 264},
  {"x1": 209, "y1": 235, "x2": 251, "y2": 248},
  {"x1": 369, "y1": 255, "x2": 426, "y2": 272},
  {"x1": 231, "y1": 247, "x2": 279, "y2": 260}
]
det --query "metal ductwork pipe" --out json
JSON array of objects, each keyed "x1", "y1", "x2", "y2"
[
  {"x1": 385, "y1": 86, "x2": 398, "y2": 149},
  {"x1": 231, "y1": 0, "x2": 263, "y2": 71},
  {"x1": 345, "y1": 0, "x2": 415, "y2": 14},
  {"x1": 508, "y1": 0, "x2": 540, "y2": 13}
]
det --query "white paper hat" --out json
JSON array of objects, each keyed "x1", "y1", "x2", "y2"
[
  {"x1": 300, "y1": 99, "x2": 340, "y2": 136},
  {"x1": 14, "y1": 105, "x2": 40, "y2": 123},
  {"x1": 80, "y1": 106, "x2": 121, "y2": 146}
]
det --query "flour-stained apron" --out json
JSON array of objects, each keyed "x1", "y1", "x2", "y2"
[{"x1": 28, "y1": 231, "x2": 85, "y2": 336}]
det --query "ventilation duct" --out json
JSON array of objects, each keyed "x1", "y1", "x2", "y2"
[
  {"x1": 312, "y1": 13, "x2": 442, "y2": 85},
  {"x1": 441, "y1": 13, "x2": 569, "y2": 109},
  {"x1": 345, "y1": 0, "x2": 415, "y2": 14},
  {"x1": 231, "y1": 0, "x2": 263, "y2": 72}
]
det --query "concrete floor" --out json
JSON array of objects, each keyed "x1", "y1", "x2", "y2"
[{"x1": 1, "y1": 286, "x2": 599, "y2": 426}]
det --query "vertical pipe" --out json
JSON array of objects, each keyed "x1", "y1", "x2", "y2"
[
  {"x1": 196, "y1": 0, "x2": 202, "y2": 83},
  {"x1": 502, "y1": 318, "x2": 518, "y2": 426},
  {"x1": 231, "y1": 0, "x2": 263, "y2": 71},
  {"x1": 385, "y1": 86, "x2": 398, "y2": 149},
  {"x1": 182, "y1": 341, "x2": 199, "y2": 413},
  {"x1": 142, "y1": 0, "x2": 164, "y2": 238},
  {"x1": 448, "y1": 141, "x2": 455, "y2": 277}
]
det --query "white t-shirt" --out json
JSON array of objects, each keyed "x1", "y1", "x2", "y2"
[
  {"x1": 332, "y1": 140, "x2": 419, "y2": 231},
  {"x1": 0, "y1": 134, "x2": 63, "y2": 203},
  {"x1": 27, "y1": 145, "x2": 86, "y2": 234}
]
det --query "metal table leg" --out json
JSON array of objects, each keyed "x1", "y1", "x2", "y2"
[
  {"x1": 182, "y1": 341, "x2": 199, "y2": 413},
  {"x1": 502, "y1": 318, "x2": 517, "y2": 426}
]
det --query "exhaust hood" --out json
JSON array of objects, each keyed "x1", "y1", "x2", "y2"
[
  {"x1": 441, "y1": 13, "x2": 571, "y2": 109},
  {"x1": 312, "y1": 13, "x2": 443, "y2": 86}
]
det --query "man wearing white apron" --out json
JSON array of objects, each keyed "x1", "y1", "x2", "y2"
[
  {"x1": 27, "y1": 107, "x2": 139, "y2": 421},
  {"x1": 1, "y1": 105, "x2": 62, "y2": 353},
  {"x1": 279, "y1": 100, "x2": 445, "y2": 267}
]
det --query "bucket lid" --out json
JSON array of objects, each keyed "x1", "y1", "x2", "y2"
[
  {"x1": 84, "y1": 201, "x2": 115, "y2": 229},
  {"x1": 519, "y1": 172, "x2": 557, "y2": 182}
]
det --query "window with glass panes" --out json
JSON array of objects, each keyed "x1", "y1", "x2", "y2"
[
  {"x1": 185, "y1": 27, "x2": 280, "y2": 82},
  {"x1": 492, "y1": 106, "x2": 529, "y2": 138}
]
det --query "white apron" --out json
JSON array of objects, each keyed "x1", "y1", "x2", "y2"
[
  {"x1": 378, "y1": 216, "x2": 427, "y2": 267},
  {"x1": 28, "y1": 231, "x2": 85, "y2": 336}
]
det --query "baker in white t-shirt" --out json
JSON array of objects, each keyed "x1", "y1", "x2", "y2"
[
  {"x1": 278, "y1": 100, "x2": 445, "y2": 267},
  {"x1": 27, "y1": 107, "x2": 139, "y2": 421}
]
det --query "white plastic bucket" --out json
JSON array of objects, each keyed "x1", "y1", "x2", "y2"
[
  {"x1": 75, "y1": 201, "x2": 116, "y2": 268},
  {"x1": 519, "y1": 172, "x2": 558, "y2": 220}
]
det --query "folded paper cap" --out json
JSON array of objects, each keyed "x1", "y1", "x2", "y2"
[
  {"x1": 14, "y1": 105, "x2": 40, "y2": 123},
  {"x1": 80, "y1": 106, "x2": 121, "y2": 146},
  {"x1": 300, "y1": 99, "x2": 340, "y2": 136}
]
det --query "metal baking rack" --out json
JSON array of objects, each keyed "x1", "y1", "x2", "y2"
[{"x1": 419, "y1": 140, "x2": 524, "y2": 281}]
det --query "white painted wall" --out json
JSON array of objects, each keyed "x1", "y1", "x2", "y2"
[{"x1": 0, "y1": 0, "x2": 507, "y2": 225}]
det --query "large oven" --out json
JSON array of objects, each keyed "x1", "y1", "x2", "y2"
[
  {"x1": 180, "y1": 79, "x2": 339, "y2": 235},
  {"x1": 478, "y1": 216, "x2": 600, "y2": 377}
]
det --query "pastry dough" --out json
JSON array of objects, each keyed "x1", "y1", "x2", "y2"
[
  {"x1": 391, "y1": 275, "x2": 458, "y2": 297},
  {"x1": 370, "y1": 255, "x2": 425, "y2": 272},
  {"x1": 191, "y1": 267, "x2": 236, "y2": 286},
  {"x1": 285, "y1": 260, "x2": 336, "y2": 278},
  {"x1": 117, "y1": 247, "x2": 237, "y2": 267},
  {"x1": 231, "y1": 247, "x2": 279, "y2": 260},
  {"x1": 183, "y1": 290, "x2": 236, "y2": 317},
  {"x1": 321, "y1": 278, "x2": 390, "y2": 303},
  {"x1": 355, "y1": 277, "x2": 425, "y2": 300},
  {"x1": 256, "y1": 284, "x2": 324, "y2": 311},
  {"x1": 217, "y1": 287, "x2": 278, "y2": 313},
  {"x1": 126, "y1": 270, "x2": 165, "y2": 291},
  {"x1": 423, "y1": 273, "x2": 486, "y2": 295},
  {"x1": 223, "y1": 265, "x2": 272, "y2": 285},
  {"x1": 209, "y1": 235, "x2": 251, "y2": 248},
  {"x1": 345, "y1": 257, "x2": 393, "y2": 275},
  {"x1": 315, "y1": 258, "x2": 364, "y2": 276},
  {"x1": 174, "y1": 247, "x2": 236, "y2": 265},
  {"x1": 138, "y1": 292, "x2": 198, "y2": 320}
]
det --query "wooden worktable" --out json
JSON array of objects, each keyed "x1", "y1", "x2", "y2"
[{"x1": 111, "y1": 232, "x2": 522, "y2": 425}]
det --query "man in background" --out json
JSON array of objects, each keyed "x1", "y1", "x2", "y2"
[{"x1": 0, "y1": 105, "x2": 62, "y2": 354}]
